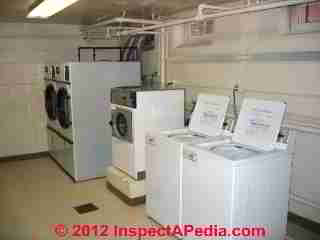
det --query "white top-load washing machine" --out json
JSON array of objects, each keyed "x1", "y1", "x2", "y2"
[
  {"x1": 146, "y1": 94, "x2": 232, "y2": 227},
  {"x1": 182, "y1": 98, "x2": 290, "y2": 240},
  {"x1": 111, "y1": 86, "x2": 185, "y2": 180}
]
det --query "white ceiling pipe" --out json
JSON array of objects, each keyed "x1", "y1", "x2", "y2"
[
  {"x1": 115, "y1": 17, "x2": 162, "y2": 25},
  {"x1": 86, "y1": 17, "x2": 162, "y2": 30},
  {"x1": 196, "y1": 3, "x2": 231, "y2": 20},
  {"x1": 198, "y1": 3, "x2": 231, "y2": 11},
  {"x1": 119, "y1": 17, "x2": 196, "y2": 35},
  {"x1": 115, "y1": 31, "x2": 160, "y2": 37},
  {"x1": 119, "y1": 0, "x2": 319, "y2": 36},
  {"x1": 131, "y1": 31, "x2": 161, "y2": 35},
  {"x1": 106, "y1": 26, "x2": 138, "y2": 30}
]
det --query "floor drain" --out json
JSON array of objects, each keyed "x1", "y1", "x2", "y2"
[{"x1": 73, "y1": 203, "x2": 99, "y2": 215}]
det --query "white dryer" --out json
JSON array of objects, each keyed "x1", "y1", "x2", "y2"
[
  {"x1": 44, "y1": 64, "x2": 59, "y2": 159},
  {"x1": 55, "y1": 80, "x2": 73, "y2": 141},
  {"x1": 146, "y1": 94, "x2": 232, "y2": 227},
  {"x1": 45, "y1": 63, "x2": 65, "y2": 130},
  {"x1": 182, "y1": 98, "x2": 291, "y2": 240},
  {"x1": 46, "y1": 62, "x2": 141, "y2": 181},
  {"x1": 44, "y1": 66, "x2": 58, "y2": 130},
  {"x1": 111, "y1": 86, "x2": 185, "y2": 180}
]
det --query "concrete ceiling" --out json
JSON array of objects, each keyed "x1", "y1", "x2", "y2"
[{"x1": 0, "y1": 0, "x2": 231, "y2": 25}]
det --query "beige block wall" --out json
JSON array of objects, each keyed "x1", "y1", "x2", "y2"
[
  {"x1": 0, "y1": 23, "x2": 84, "y2": 158},
  {"x1": 166, "y1": 6, "x2": 320, "y2": 128}
]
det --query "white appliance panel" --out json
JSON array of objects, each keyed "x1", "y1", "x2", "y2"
[
  {"x1": 182, "y1": 149, "x2": 234, "y2": 229},
  {"x1": 70, "y1": 62, "x2": 140, "y2": 181},
  {"x1": 146, "y1": 135, "x2": 182, "y2": 225},
  {"x1": 112, "y1": 136, "x2": 134, "y2": 176},
  {"x1": 146, "y1": 94, "x2": 232, "y2": 227},
  {"x1": 113, "y1": 89, "x2": 185, "y2": 180},
  {"x1": 181, "y1": 98, "x2": 290, "y2": 240},
  {"x1": 189, "y1": 94, "x2": 230, "y2": 136},
  {"x1": 233, "y1": 98, "x2": 286, "y2": 151}
]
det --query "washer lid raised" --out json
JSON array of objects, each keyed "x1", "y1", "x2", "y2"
[
  {"x1": 189, "y1": 94, "x2": 230, "y2": 137},
  {"x1": 232, "y1": 98, "x2": 286, "y2": 151}
]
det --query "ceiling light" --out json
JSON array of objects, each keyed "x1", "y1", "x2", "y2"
[{"x1": 27, "y1": 0, "x2": 80, "y2": 19}]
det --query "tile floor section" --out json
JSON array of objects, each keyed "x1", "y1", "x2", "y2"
[{"x1": 0, "y1": 157, "x2": 319, "y2": 240}]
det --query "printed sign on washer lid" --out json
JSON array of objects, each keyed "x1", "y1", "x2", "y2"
[
  {"x1": 232, "y1": 98, "x2": 286, "y2": 151},
  {"x1": 189, "y1": 94, "x2": 230, "y2": 137}
]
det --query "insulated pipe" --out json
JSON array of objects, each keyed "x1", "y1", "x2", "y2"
[
  {"x1": 114, "y1": 17, "x2": 163, "y2": 25},
  {"x1": 196, "y1": 4, "x2": 230, "y2": 20},
  {"x1": 87, "y1": 17, "x2": 163, "y2": 30},
  {"x1": 196, "y1": 3, "x2": 231, "y2": 20},
  {"x1": 125, "y1": 31, "x2": 161, "y2": 35},
  {"x1": 119, "y1": 0, "x2": 319, "y2": 36},
  {"x1": 160, "y1": 28, "x2": 166, "y2": 84},
  {"x1": 198, "y1": 3, "x2": 231, "y2": 10}
]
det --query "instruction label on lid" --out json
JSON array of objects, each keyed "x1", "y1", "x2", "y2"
[
  {"x1": 233, "y1": 98, "x2": 286, "y2": 151},
  {"x1": 189, "y1": 94, "x2": 230, "y2": 137}
]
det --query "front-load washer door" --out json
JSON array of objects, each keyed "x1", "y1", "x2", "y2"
[
  {"x1": 45, "y1": 84, "x2": 57, "y2": 121},
  {"x1": 112, "y1": 108, "x2": 133, "y2": 143},
  {"x1": 57, "y1": 87, "x2": 72, "y2": 129}
]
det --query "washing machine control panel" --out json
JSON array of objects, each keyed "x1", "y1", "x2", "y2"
[{"x1": 111, "y1": 86, "x2": 140, "y2": 108}]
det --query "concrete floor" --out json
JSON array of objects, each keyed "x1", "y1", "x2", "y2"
[
  {"x1": 0, "y1": 157, "x2": 318, "y2": 240},
  {"x1": 0, "y1": 157, "x2": 164, "y2": 240},
  {"x1": 287, "y1": 221, "x2": 320, "y2": 240}
]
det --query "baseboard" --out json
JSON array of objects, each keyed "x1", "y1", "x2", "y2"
[
  {"x1": 288, "y1": 212, "x2": 320, "y2": 235},
  {"x1": 107, "y1": 182, "x2": 145, "y2": 206},
  {"x1": 0, "y1": 151, "x2": 49, "y2": 163}
]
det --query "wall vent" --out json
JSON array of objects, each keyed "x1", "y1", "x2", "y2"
[{"x1": 188, "y1": 20, "x2": 214, "y2": 38}]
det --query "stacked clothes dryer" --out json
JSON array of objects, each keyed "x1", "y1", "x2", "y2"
[{"x1": 44, "y1": 62, "x2": 140, "y2": 181}]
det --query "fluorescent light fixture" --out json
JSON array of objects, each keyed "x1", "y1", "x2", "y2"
[{"x1": 27, "y1": 0, "x2": 80, "y2": 18}]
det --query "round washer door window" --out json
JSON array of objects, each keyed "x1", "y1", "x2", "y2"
[
  {"x1": 57, "y1": 87, "x2": 71, "y2": 129},
  {"x1": 116, "y1": 113, "x2": 128, "y2": 137},
  {"x1": 45, "y1": 84, "x2": 56, "y2": 120}
]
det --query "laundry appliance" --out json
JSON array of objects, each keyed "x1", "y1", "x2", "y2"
[
  {"x1": 44, "y1": 65, "x2": 58, "y2": 130},
  {"x1": 44, "y1": 64, "x2": 65, "y2": 159},
  {"x1": 146, "y1": 94, "x2": 232, "y2": 227},
  {"x1": 107, "y1": 86, "x2": 185, "y2": 203},
  {"x1": 182, "y1": 98, "x2": 291, "y2": 240},
  {"x1": 46, "y1": 62, "x2": 140, "y2": 181},
  {"x1": 110, "y1": 86, "x2": 185, "y2": 180}
]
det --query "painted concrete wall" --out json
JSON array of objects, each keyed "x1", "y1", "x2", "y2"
[
  {"x1": 0, "y1": 23, "x2": 115, "y2": 159},
  {"x1": 0, "y1": 23, "x2": 83, "y2": 158},
  {"x1": 166, "y1": 5, "x2": 320, "y2": 223}
]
